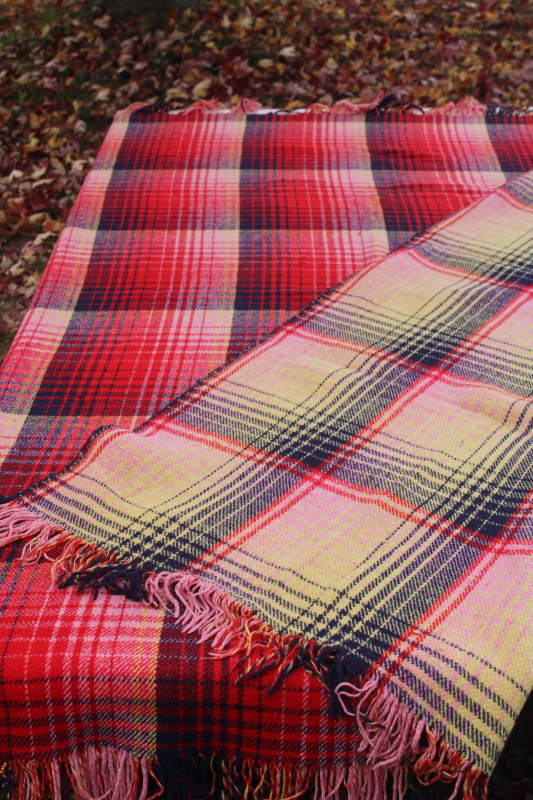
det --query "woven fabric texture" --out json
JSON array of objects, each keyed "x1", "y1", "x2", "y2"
[
  {"x1": 2, "y1": 104, "x2": 533, "y2": 800},
  {"x1": 2, "y1": 108, "x2": 533, "y2": 497}
]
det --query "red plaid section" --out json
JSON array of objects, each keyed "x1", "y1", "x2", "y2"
[
  {"x1": 0, "y1": 543, "x2": 161, "y2": 758},
  {"x1": 0, "y1": 543, "x2": 357, "y2": 767},
  {"x1": 2, "y1": 111, "x2": 533, "y2": 497}
]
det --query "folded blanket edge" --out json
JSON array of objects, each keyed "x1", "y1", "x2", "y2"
[{"x1": 0, "y1": 503, "x2": 488, "y2": 800}]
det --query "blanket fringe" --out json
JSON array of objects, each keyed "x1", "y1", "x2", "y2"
[
  {"x1": 132, "y1": 92, "x2": 494, "y2": 118},
  {"x1": 3, "y1": 748, "x2": 160, "y2": 800},
  {"x1": 0, "y1": 503, "x2": 487, "y2": 800},
  {"x1": 1, "y1": 747, "x2": 487, "y2": 800}
]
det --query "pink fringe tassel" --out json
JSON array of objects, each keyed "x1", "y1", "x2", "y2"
[
  {"x1": 145, "y1": 570, "x2": 270, "y2": 657},
  {"x1": 3, "y1": 749, "x2": 483, "y2": 800},
  {"x1": 8, "y1": 748, "x2": 159, "y2": 800},
  {"x1": 150, "y1": 92, "x2": 489, "y2": 117}
]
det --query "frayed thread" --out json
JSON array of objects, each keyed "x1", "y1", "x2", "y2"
[
  {"x1": 2, "y1": 749, "x2": 487, "y2": 800},
  {"x1": 0, "y1": 503, "x2": 487, "y2": 800},
  {"x1": 126, "y1": 93, "x2": 533, "y2": 120},
  {"x1": 130, "y1": 93, "x2": 390, "y2": 117},
  {"x1": 0, "y1": 505, "x2": 117, "y2": 583},
  {"x1": 155, "y1": 753, "x2": 410, "y2": 800},
  {"x1": 130, "y1": 93, "x2": 493, "y2": 119},
  {"x1": 168, "y1": 753, "x2": 485, "y2": 800},
  {"x1": 155, "y1": 752, "x2": 311, "y2": 800},
  {"x1": 6, "y1": 748, "x2": 161, "y2": 800}
]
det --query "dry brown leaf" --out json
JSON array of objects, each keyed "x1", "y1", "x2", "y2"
[
  {"x1": 28, "y1": 212, "x2": 47, "y2": 225},
  {"x1": 17, "y1": 285, "x2": 36, "y2": 299},
  {"x1": 95, "y1": 87, "x2": 111, "y2": 102},
  {"x1": 8, "y1": 261, "x2": 25, "y2": 277},
  {"x1": 93, "y1": 14, "x2": 111, "y2": 29},
  {"x1": 42, "y1": 217, "x2": 64, "y2": 234},
  {"x1": 70, "y1": 160, "x2": 86, "y2": 173},
  {"x1": 50, "y1": 156, "x2": 66, "y2": 175},
  {"x1": 237, "y1": 13, "x2": 253, "y2": 30},
  {"x1": 165, "y1": 86, "x2": 188, "y2": 101},
  {"x1": 33, "y1": 231, "x2": 57, "y2": 246},
  {"x1": 30, "y1": 167, "x2": 47, "y2": 180},
  {"x1": 285, "y1": 99, "x2": 306, "y2": 110},
  {"x1": 192, "y1": 78, "x2": 212, "y2": 99},
  {"x1": 47, "y1": 132, "x2": 65, "y2": 150},
  {"x1": 278, "y1": 46, "x2": 298, "y2": 59}
]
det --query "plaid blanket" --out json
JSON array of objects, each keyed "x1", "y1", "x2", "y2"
[
  {"x1": 2, "y1": 101, "x2": 533, "y2": 800},
  {"x1": 3, "y1": 101, "x2": 533, "y2": 497}
]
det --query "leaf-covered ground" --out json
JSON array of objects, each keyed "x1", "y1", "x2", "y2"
[{"x1": 1, "y1": 0, "x2": 533, "y2": 360}]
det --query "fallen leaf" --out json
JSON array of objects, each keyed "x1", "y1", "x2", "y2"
[
  {"x1": 50, "y1": 156, "x2": 66, "y2": 175},
  {"x1": 42, "y1": 217, "x2": 64, "y2": 234},
  {"x1": 2, "y1": 311, "x2": 26, "y2": 331},
  {"x1": 17, "y1": 285, "x2": 35, "y2": 298},
  {"x1": 8, "y1": 262, "x2": 25, "y2": 277},
  {"x1": 14, "y1": 72, "x2": 32, "y2": 85},
  {"x1": 47, "y1": 132, "x2": 65, "y2": 149},
  {"x1": 237, "y1": 14, "x2": 254, "y2": 30},
  {"x1": 192, "y1": 78, "x2": 212, "y2": 100},
  {"x1": 33, "y1": 230, "x2": 57, "y2": 246},
  {"x1": 28, "y1": 212, "x2": 47, "y2": 225},
  {"x1": 70, "y1": 159, "x2": 86, "y2": 173},
  {"x1": 95, "y1": 87, "x2": 111, "y2": 102},
  {"x1": 278, "y1": 46, "x2": 298, "y2": 59},
  {"x1": 165, "y1": 87, "x2": 188, "y2": 102},
  {"x1": 93, "y1": 14, "x2": 111, "y2": 29}
]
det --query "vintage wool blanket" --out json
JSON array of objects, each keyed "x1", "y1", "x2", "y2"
[
  {"x1": 3, "y1": 98, "x2": 533, "y2": 497},
  {"x1": 2, "y1": 100, "x2": 533, "y2": 800}
]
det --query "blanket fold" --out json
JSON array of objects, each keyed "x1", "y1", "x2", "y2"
[{"x1": 3, "y1": 101, "x2": 533, "y2": 800}]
